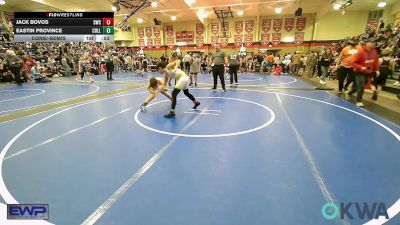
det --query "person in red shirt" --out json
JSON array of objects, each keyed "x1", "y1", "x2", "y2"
[
  {"x1": 273, "y1": 64, "x2": 282, "y2": 76},
  {"x1": 348, "y1": 41, "x2": 379, "y2": 107}
]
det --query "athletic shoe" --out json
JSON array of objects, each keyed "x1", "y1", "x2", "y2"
[
  {"x1": 223, "y1": 88, "x2": 227, "y2": 92},
  {"x1": 140, "y1": 104, "x2": 147, "y2": 112},
  {"x1": 193, "y1": 101, "x2": 200, "y2": 109},
  {"x1": 356, "y1": 102, "x2": 364, "y2": 107},
  {"x1": 210, "y1": 88, "x2": 217, "y2": 91},
  {"x1": 320, "y1": 80, "x2": 326, "y2": 85},
  {"x1": 90, "y1": 79, "x2": 94, "y2": 83},
  {"x1": 372, "y1": 92, "x2": 378, "y2": 101},
  {"x1": 235, "y1": 83, "x2": 239, "y2": 87},
  {"x1": 164, "y1": 111, "x2": 176, "y2": 118},
  {"x1": 393, "y1": 81, "x2": 400, "y2": 86},
  {"x1": 189, "y1": 82, "x2": 193, "y2": 86}
]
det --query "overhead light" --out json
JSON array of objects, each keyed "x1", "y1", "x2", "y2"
[
  {"x1": 0, "y1": 0, "x2": 5, "y2": 5},
  {"x1": 151, "y1": 1, "x2": 158, "y2": 7},
  {"x1": 186, "y1": 0, "x2": 196, "y2": 4},
  {"x1": 199, "y1": 11, "x2": 208, "y2": 19},
  {"x1": 137, "y1": 18, "x2": 143, "y2": 23},
  {"x1": 333, "y1": 3, "x2": 342, "y2": 10},
  {"x1": 112, "y1": 1, "x2": 120, "y2": 12},
  {"x1": 377, "y1": 2, "x2": 386, "y2": 7},
  {"x1": 275, "y1": 8, "x2": 282, "y2": 14},
  {"x1": 78, "y1": 9, "x2": 85, "y2": 12},
  {"x1": 237, "y1": 10, "x2": 244, "y2": 16},
  {"x1": 331, "y1": 0, "x2": 352, "y2": 10},
  {"x1": 171, "y1": 15, "x2": 177, "y2": 21}
]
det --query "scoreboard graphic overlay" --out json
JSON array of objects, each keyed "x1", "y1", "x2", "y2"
[{"x1": 13, "y1": 12, "x2": 114, "y2": 43}]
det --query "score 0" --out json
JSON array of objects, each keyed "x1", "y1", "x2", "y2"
[{"x1": 103, "y1": 18, "x2": 114, "y2": 26}]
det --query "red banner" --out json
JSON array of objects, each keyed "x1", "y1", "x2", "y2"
[
  {"x1": 211, "y1": 36, "x2": 219, "y2": 47},
  {"x1": 137, "y1": 27, "x2": 144, "y2": 38},
  {"x1": 235, "y1": 21, "x2": 243, "y2": 34},
  {"x1": 196, "y1": 23, "x2": 204, "y2": 35},
  {"x1": 244, "y1": 34, "x2": 253, "y2": 46},
  {"x1": 262, "y1": 19, "x2": 271, "y2": 33},
  {"x1": 366, "y1": 18, "x2": 379, "y2": 29},
  {"x1": 196, "y1": 36, "x2": 204, "y2": 47},
  {"x1": 211, "y1": 23, "x2": 219, "y2": 35},
  {"x1": 167, "y1": 37, "x2": 174, "y2": 48},
  {"x1": 272, "y1": 33, "x2": 281, "y2": 45},
  {"x1": 296, "y1": 17, "x2": 306, "y2": 31},
  {"x1": 153, "y1": 27, "x2": 160, "y2": 37},
  {"x1": 294, "y1": 32, "x2": 304, "y2": 45},
  {"x1": 261, "y1": 33, "x2": 270, "y2": 46},
  {"x1": 273, "y1": 18, "x2": 283, "y2": 32},
  {"x1": 146, "y1": 38, "x2": 153, "y2": 48},
  {"x1": 220, "y1": 37, "x2": 228, "y2": 47},
  {"x1": 245, "y1": 20, "x2": 254, "y2": 33},
  {"x1": 221, "y1": 22, "x2": 229, "y2": 33},
  {"x1": 154, "y1": 38, "x2": 161, "y2": 48},
  {"x1": 138, "y1": 38, "x2": 145, "y2": 47},
  {"x1": 284, "y1": 18, "x2": 295, "y2": 32},
  {"x1": 166, "y1": 25, "x2": 173, "y2": 37},
  {"x1": 145, "y1": 27, "x2": 152, "y2": 38},
  {"x1": 234, "y1": 35, "x2": 242, "y2": 47},
  {"x1": 176, "y1": 31, "x2": 194, "y2": 43}
]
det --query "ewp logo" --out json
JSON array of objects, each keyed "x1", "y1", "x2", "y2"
[
  {"x1": 322, "y1": 202, "x2": 389, "y2": 220},
  {"x1": 7, "y1": 204, "x2": 49, "y2": 220}
]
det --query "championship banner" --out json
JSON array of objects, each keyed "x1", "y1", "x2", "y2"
[
  {"x1": 220, "y1": 37, "x2": 228, "y2": 47},
  {"x1": 366, "y1": 18, "x2": 379, "y2": 29},
  {"x1": 153, "y1": 26, "x2": 160, "y2": 37},
  {"x1": 261, "y1": 33, "x2": 270, "y2": 46},
  {"x1": 145, "y1": 27, "x2": 152, "y2": 38},
  {"x1": 271, "y1": 33, "x2": 281, "y2": 45},
  {"x1": 234, "y1": 35, "x2": 242, "y2": 47},
  {"x1": 294, "y1": 32, "x2": 304, "y2": 45},
  {"x1": 262, "y1": 18, "x2": 271, "y2": 33},
  {"x1": 196, "y1": 23, "x2": 204, "y2": 35},
  {"x1": 138, "y1": 38, "x2": 145, "y2": 47},
  {"x1": 235, "y1": 21, "x2": 243, "y2": 34},
  {"x1": 244, "y1": 34, "x2": 253, "y2": 46},
  {"x1": 167, "y1": 37, "x2": 174, "y2": 48},
  {"x1": 273, "y1": 18, "x2": 283, "y2": 32},
  {"x1": 296, "y1": 17, "x2": 306, "y2": 31},
  {"x1": 166, "y1": 25, "x2": 173, "y2": 37},
  {"x1": 245, "y1": 20, "x2": 254, "y2": 33},
  {"x1": 137, "y1": 27, "x2": 144, "y2": 38},
  {"x1": 221, "y1": 22, "x2": 229, "y2": 33},
  {"x1": 211, "y1": 35, "x2": 219, "y2": 47},
  {"x1": 154, "y1": 38, "x2": 161, "y2": 48},
  {"x1": 146, "y1": 38, "x2": 153, "y2": 48},
  {"x1": 284, "y1": 18, "x2": 294, "y2": 32},
  {"x1": 196, "y1": 36, "x2": 204, "y2": 47},
  {"x1": 211, "y1": 23, "x2": 219, "y2": 35}
]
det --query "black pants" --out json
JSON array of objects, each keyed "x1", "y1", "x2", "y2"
[
  {"x1": 212, "y1": 65, "x2": 225, "y2": 89},
  {"x1": 337, "y1": 67, "x2": 353, "y2": 91},
  {"x1": 10, "y1": 66, "x2": 23, "y2": 84},
  {"x1": 229, "y1": 65, "x2": 238, "y2": 84},
  {"x1": 171, "y1": 88, "x2": 195, "y2": 110},
  {"x1": 106, "y1": 62, "x2": 113, "y2": 79}
]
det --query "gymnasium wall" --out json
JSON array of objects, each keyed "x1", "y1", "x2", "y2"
[{"x1": 115, "y1": 6, "x2": 398, "y2": 56}]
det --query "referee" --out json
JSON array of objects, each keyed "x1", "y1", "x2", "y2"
[{"x1": 211, "y1": 44, "x2": 228, "y2": 91}]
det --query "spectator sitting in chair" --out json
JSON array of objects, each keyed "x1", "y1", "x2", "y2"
[{"x1": 30, "y1": 65, "x2": 51, "y2": 83}]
